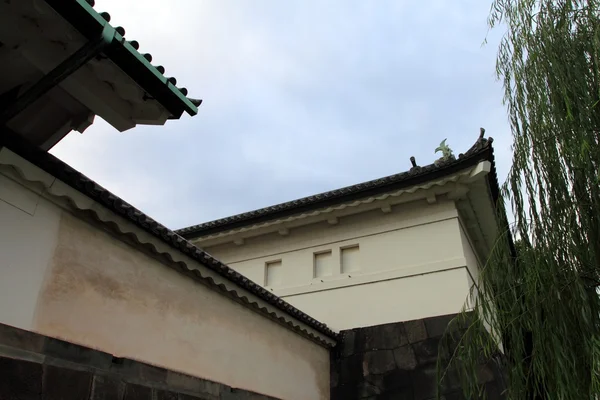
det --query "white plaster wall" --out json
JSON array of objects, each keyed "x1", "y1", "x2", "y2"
[
  {"x1": 284, "y1": 267, "x2": 472, "y2": 330},
  {"x1": 458, "y1": 221, "x2": 504, "y2": 351},
  {"x1": 0, "y1": 173, "x2": 60, "y2": 330},
  {"x1": 200, "y1": 199, "x2": 475, "y2": 330},
  {"x1": 0, "y1": 170, "x2": 330, "y2": 400},
  {"x1": 205, "y1": 200, "x2": 464, "y2": 285},
  {"x1": 207, "y1": 201, "x2": 458, "y2": 262},
  {"x1": 459, "y1": 223, "x2": 481, "y2": 308}
]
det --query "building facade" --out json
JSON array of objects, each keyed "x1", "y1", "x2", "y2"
[{"x1": 178, "y1": 133, "x2": 501, "y2": 332}]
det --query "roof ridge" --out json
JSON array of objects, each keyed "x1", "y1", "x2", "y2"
[{"x1": 176, "y1": 129, "x2": 495, "y2": 238}]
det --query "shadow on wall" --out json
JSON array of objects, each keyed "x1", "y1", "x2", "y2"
[{"x1": 330, "y1": 313, "x2": 505, "y2": 400}]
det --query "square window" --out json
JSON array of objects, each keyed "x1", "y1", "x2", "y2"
[
  {"x1": 341, "y1": 245, "x2": 360, "y2": 273},
  {"x1": 265, "y1": 260, "x2": 282, "y2": 286},
  {"x1": 314, "y1": 251, "x2": 333, "y2": 278}
]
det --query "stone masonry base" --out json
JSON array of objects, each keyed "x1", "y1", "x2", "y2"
[
  {"x1": 0, "y1": 322, "x2": 275, "y2": 400},
  {"x1": 330, "y1": 313, "x2": 505, "y2": 400}
]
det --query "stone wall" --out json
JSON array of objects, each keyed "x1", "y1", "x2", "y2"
[
  {"x1": 0, "y1": 323, "x2": 275, "y2": 400},
  {"x1": 330, "y1": 313, "x2": 505, "y2": 400}
]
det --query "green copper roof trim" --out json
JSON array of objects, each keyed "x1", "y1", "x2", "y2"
[{"x1": 43, "y1": 0, "x2": 198, "y2": 119}]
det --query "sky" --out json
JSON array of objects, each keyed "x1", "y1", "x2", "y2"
[{"x1": 50, "y1": 0, "x2": 513, "y2": 230}]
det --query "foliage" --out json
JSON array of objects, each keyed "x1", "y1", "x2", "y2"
[{"x1": 439, "y1": 1, "x2": 600, "y2": 398}]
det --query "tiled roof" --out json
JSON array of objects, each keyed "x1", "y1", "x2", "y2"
[
  {"x1": 45, "y1": 0, "x2": 201, "y2": 118},
  {"x1": 177, "y1": 130, "x2": 498, "y2": 239},
  {"x1": 0, "y1": 129, "x2": 338, "y2": 344}
]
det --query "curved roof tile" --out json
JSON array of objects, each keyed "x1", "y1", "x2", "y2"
[{"x1": 177, "y1": 129, "x2": 497, "y2": 238}]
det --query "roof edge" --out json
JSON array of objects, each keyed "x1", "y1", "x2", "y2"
[
  {"x1": 43, "y1": 0, "x2": 199, "y2": 118},
  {"x1": 0, "y1": 129, "x2": 338, "y2": 344},
  {"x1": 194, "y1": 165, "x2": 485, "y2": 244},
  {"x1": 177, "y1": 131, "x2": 497, "y2": 239}
]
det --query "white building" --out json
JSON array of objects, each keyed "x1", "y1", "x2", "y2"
[{"x1": 178, "y1": 132, "x2": 501, "y2": 331}]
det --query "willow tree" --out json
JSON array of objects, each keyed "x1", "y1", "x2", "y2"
[{"x1": 439, "y1": 1, "x2": 600, "y2": 399}]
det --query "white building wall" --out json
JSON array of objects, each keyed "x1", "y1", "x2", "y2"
[
  {"x1": 459, "y1": 222, "x2": 481, "y2": 307},
  {"x1": 201, "y1": 199, "x2": 475, "y2": 330},
  {"x1": 0, "y1": 173, "x2": 61, "y2": 330}
]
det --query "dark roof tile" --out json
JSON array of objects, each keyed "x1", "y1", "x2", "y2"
[{"x1": 177, "y1": 129, "x2": 497, "y2": 238}]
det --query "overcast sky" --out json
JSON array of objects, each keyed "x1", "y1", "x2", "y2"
[{"x1": 50, "y1": 0, "x2": 512, "y2": 230}]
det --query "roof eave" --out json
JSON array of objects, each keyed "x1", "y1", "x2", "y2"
[
  {"x1": 43, "y1": 0, "x2": 198, "y2": 119},
  {"x1": 178, "y1": 147, "x2": 496, "y2": 239}
]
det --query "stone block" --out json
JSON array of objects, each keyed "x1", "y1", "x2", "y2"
[
  {"x1": 393, "y1": 345, "x2": 417, "y2": 370},
  {"x1": 412, "y1": 364, "x2": 462, "y2": 400},
  {"x1": 42, "y1": 364, "x2": 93, "y2": 400},
  {"x1": 477, "y1": 364, "x2": 495, "y2": 384},
  {"x1": 0, "y1": 324, "x2": 45, "y2": 354},
  {"x1": 363, "y1": 373, "x2": 384, "y2": 391},
  {"x1": 330, "y1": 359, "x2": 340, "y2": 388},
  {"x1": 404, "y1": 319, "x2": 428, "y2": 343},
  {"x1": 0, "y1": 344, "x2": 46, "y2": 364},
  {"x1": 413, "y1": 338, "x2": 440, "y2": 366},
  {"x1": 0, "y1": 357, "x2": 42, "y2": 400},
  {"x1": 361, "y1": 322, "x2": 408, "y2": 350},
  {"x1": 43, "y1": 337, "x2": 111, "y2": 371},
  {"x1": 376, "y1": 386, "x2": 413, "y2": 400},
  {"x1": 357, "y1": 381, "x2": 381, "y2": 397},
  {"x1": 330, "y1": 383, "x2": 358, "y2": 400},
  {"x1": 363, "y1": 350, "x2": 396, "y2": 375},
  {"x1": 110, "y1": 358, "x2": 167, "y2": 386},
  {"x1": 381, "y1": 368, "x2": 412, "y2": 391},
  {"x1": 154, "y1": 389, "x2": 178, "y2": 400},
  {"x1": 179, "y1": 394, "x2": 204, "y2": 400},
  {"x1": 137, "y1": 363, "x2": 168, "y2": 385},
  {"x1": 123, "y1": 382, "x2": 152, "y2": 400},
  {"x1": 341, "y1": 330, "x2": 356, "y2": 357},
  {"x1": 424, "y1": 314, "x2": 456, "y2": 338},
  {"x1": 438, "y1": 365, "x2": 462, "y2": 394},
  {"x1": 221, "y1": 387, "x2": 275, "y2": 400},
  {"x1": 166, "y1": 370, "x2": 204, "y2": 394},
  {"x1": 484, "y1": 382, "x2": 505, "y2": 400},
  {"x1": 440, "y1": 390, "x2": 466, "y2": 400},
  {"x1": 196, "y1": 379, "x2": 222, "y2": 399},
  {"x1": 89, "y1": 374, "x2": 125, "y2": 400},
  {"x1": 339, "y1": 354, "x2": 363, "y2": 384},
  {"x1": 411, "y1": 364, "x2": 438, "y2": 400}
]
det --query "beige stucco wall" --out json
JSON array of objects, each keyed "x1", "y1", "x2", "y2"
[
  {"x1": 0, "y1": 168, "x2": 330, "y2": 400},
  {"x1": 0, "y1": 174, "x2": 61, "y2": 330},
  {"x1": 283, "y1": 268, "x2": 472, "y2": 330},
  {"x1": 200, "y1": 200, "x2": 476, "y2": 330},
  {"x1": 459, "y1": 222, "x2": 481, "y2": 307}
]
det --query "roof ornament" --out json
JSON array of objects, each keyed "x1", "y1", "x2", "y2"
[
  {"x1": 459, "y1": 127, "x2": 494, "y2": 158},
  {"x1": 410, "y1": 156, "x2": 419, "y2": 170},
  {"x1": 434, "y1": 139, "x2": 456, "y2": 166}
]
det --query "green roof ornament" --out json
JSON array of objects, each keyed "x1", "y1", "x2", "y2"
[{"x1": 434, "y1": 138, "x2": 456, "y2": 166}]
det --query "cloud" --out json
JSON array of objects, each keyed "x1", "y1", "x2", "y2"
[{"x1": 50, "y1": 0, "x2": 512, "y2": 230}]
